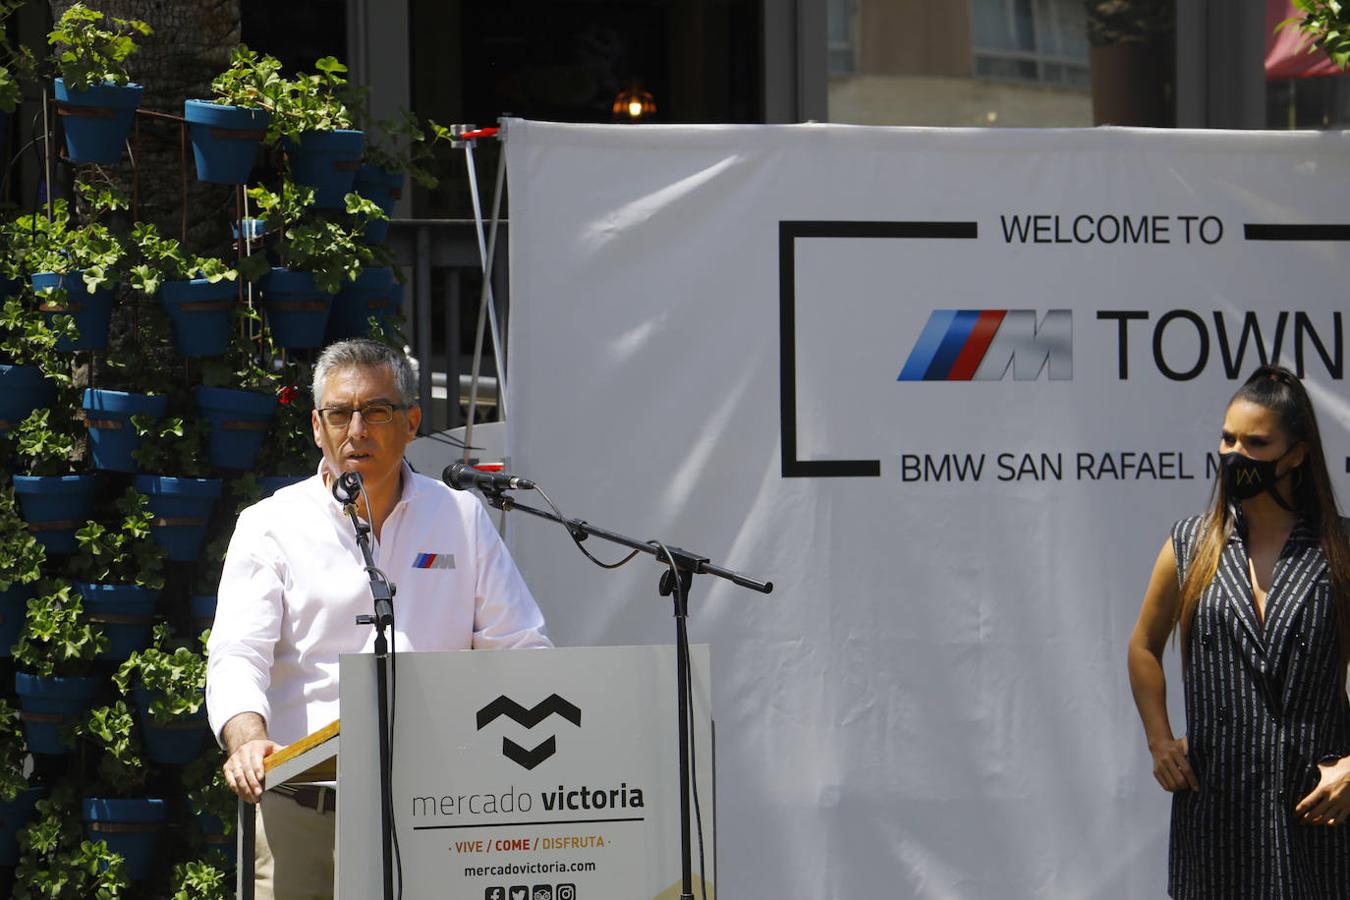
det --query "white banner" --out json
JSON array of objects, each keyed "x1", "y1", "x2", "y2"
[{"x1": 504, "y1": 120, "x2": 1350, "y2": 899}]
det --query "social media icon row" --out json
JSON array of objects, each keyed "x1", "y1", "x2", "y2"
[{"x1": 484, "y1": 884, "x2": 576, "y2": 900}]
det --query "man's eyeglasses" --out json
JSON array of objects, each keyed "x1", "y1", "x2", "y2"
[{"x1": 317, "y1": 402, "x2": 409, "y2": 428}]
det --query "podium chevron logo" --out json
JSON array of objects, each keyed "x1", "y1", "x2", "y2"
[{"x1": 476, "y1": 694, "x2": 582, "y2": 771}]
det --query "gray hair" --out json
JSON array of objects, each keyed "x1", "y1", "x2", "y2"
[{"x1": 312, "y1": 339, "x2": 418, "y2": 409}]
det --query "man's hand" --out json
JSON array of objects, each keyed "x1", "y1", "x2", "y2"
[
  {"x1": 1150, "y1": 735, "x2": 1199, "y2": 792},
  {"x1": 221, "y1": 712, "x2": 282, "y2": 804},
  {"x1": 1296, "y1": 756, "x2": 1350, "y2": 826}
]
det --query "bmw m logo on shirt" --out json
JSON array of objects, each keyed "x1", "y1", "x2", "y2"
[
  {"x1": 898, "y1": 309, "x2": 1072, "y2": 381},
  {"x1": 412, "y1": 552, "x2": 456, "y2": 570}
]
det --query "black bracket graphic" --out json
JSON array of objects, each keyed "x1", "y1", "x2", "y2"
[{"x1": 778, "y1": 220, "x2": 978, "y2": 479}]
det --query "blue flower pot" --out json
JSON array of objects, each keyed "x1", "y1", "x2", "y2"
[
  {"x1": 82, "y1": 797, "x2": 167, "y2": 881},
  {"x1": 82, "y1": 389, "x2": 166, "y2": 473},
  {"x1": 327, "y1": 267, "x2": 397, "y2": 341},
  {"x1": 190, "y1": 594, "x2": 216, "y2": 631},
  {"x1": 14, "y1": 673, "x2": 100, "y2": 755},
  {"x1": 262, "y1": 268, "x2": 333, "y2": 349},
  {"x1": 353, "y1": 164, "x2": 404, "y2": 244},
  {"x1": 283, "y1": 129, "x2": 365, "y2": 208},
  {"x1": 133, "y1": 686, "x2": 207, "y2": 765},
  {"x1": 32, "y1": 271, "x2": 116, "y2": 351},
  {"x1": 74, "y1": 582, "x2": 159, "y2": 661},
  {"x1": 11, "y1": 473, "x2": 100, "y2": 555},
  {"x1": 259, "y1": 474, "x2": 308, "y2": 498},
  {"x1": 184, "y1": 100, "x2": 270, "y2": 185},
  {"x1": 0, "y1": 786, "x2": 44, "y2": 866},
  {"x1": 194, "y1": 386, "x2": 276, "y2": 471},
  {"x1": 158, "y1": 278, "x2": 237, "y2": 357},
  {"x1": 0, "y1": 584, "x2": 32, "y2": 658},
  {"x1": 0, "y1": 365, "x2": 55, "y2": 439},
  {"x1": 54, "y1": 78, "x2": 143, "y2": 165},
  {"x1": 133, "y1": 475, "x2": 222, "y2": 562}
]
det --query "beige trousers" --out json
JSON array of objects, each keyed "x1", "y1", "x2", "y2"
[{"x1": 253, "y1": 792, "x2": 336, "y2": 900}]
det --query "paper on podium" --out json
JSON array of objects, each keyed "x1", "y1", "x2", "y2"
[{"x1": 264, "y1": 719, "x2": 340, "y2": 786}]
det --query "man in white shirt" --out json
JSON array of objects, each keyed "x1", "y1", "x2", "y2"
[{"x1": 206, "y1": 338, "x2": 551, "y2": 898}]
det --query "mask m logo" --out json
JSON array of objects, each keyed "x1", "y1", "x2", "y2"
[{"x1": 898, "y1": 309, "x2": 1073, "y2": 381}]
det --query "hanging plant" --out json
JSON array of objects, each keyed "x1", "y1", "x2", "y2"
[
  {"x1": 47, "y1": 2, "x2": 150, "y2": 91},
  {"x1": 198, "y1": 305, "x2": 277, "y2": 394},
  {"x1": 273, "y1": 55, "x2": 357, "y2": 139},
  {"x1": 113, "y1": 624, "x2": 207, "y2": 723},
  {"x1": 182, "y1": 749, "x2": 234, "y2": 860},
  {"x1": 125, "y1": 223, "x2": 237, "y2": 297},
  {"x1": 12, "y1": 184, "x2": 130, "y2": 285},
  {"x1": 11, "y1": 582, "x2": 106, "y2": 755},
  {"x1": 8, "y1": 395, "x2": 97, "y2": 557},
  {"x1": 0, "y1": 698, "x2": 27, "y2": 801},
  {"x1": 70, "y1": 700, "x2": 148, "y2": 795},
  {"x1": 0, "y1": 485, "x2": 47, "y2": 657},
  {"x1": 255, "y1": 380, "x2": 320, "y2": 478},
  {"x1": 191, "y1": 533, "x2": 229, "y2": 602},
  {"x1": 0, "y1": 219, "x2": 76, "y2": 442},
  {"x1": 192, "y1": 306, "x2": 282, "y2": 468},
  {"x1": 170, "y1": 858, "x2": 232, "y2": 900},
  {"x1": 208, "y1": 45, "x2": 288, "y2": 142},
  {"x1": 247, "y1": 180, "x2": 385, "y2": 293},
  {"x1": 0, "y1": 489, "x2": 42, "y2": 571},
  {"x1": 112, "y1": 626, "x2": 208, "y2": 765},
  {"x1": 70, "y1": 703, "x2": 171, "y2": 882},
  {"x1": 14, "y1": 783, "x2": 129, "y2": 899},
  {"x1": 47, "y1": 4, "x2": 151, "y2": 167},
  {"x1": 0, "y1": 486, "x2": 44, "y2": 587},
  {"x1": 12, "y1": 581, "x2": 107, "y2": 678},
  {"x1": 71, "y1": 488, "x2": 165, "y2": 590},
  {"x1": 0, "y1": 1, "x2": 34, "y2": 115},
  {"x1": 12, "y1": 404, "x2": 83, "y2": 477},
  {"x1": 21, "y1": 186, "x2": 129, "y2": 351},
  {"x1": 0, "y1": 287, "x2": 77, "y2": 376},
  {"x1": 131, "y1": 415, "x2": 213, "y2": 479},
  {"x1": 361, "y1": 109, "x2": 452, "y2": 190}
]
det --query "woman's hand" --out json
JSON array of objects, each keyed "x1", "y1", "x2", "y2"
[
  {"x1": 1296, "y1": 757, "x2": 1350, "y2": 826},
  {"x1": 1150, "y1": 735, "x2": 1199, "y2": 792},
  {"x1": 1129, "y1": 539, "x2": 1191, "y2": 792}
]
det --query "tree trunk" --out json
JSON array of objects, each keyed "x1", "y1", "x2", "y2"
[{"x1": 48, "y1": 0, "x2": 242, "y2": 252}]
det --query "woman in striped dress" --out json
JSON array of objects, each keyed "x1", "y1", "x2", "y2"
[{"x1": 1128, "y1": 365, "x2": 1350, "y2": 898}]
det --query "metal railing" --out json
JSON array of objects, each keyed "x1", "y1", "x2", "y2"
[{"x1": 386, "y1": 218, "x2": 509, "y2": 435}]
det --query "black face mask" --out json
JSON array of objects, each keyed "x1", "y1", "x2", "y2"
[{"x1": 1220, "y1": 449, "x2": 1297, "y2": 510}]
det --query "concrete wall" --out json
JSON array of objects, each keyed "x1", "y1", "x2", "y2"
[
  {"x1": 858, "y1": 0, "x2": 972, "y2": 77},
  {"x1": 828, "y1": 74, "x2": 1092, "y2": 127}
]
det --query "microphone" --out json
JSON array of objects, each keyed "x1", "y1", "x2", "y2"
[
  {"x1": 442, "y1": 462, "x2": 536, "y2": 492},
  {"x1": 332, "y1": 470, "x2": 363, "y2": 504}
]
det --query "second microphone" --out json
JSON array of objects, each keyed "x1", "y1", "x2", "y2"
[{"x1": 442, "y1": 463, "x2": 536, "y2": 492}]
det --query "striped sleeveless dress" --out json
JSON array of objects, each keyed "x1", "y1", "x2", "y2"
[{"x1": 1170, "y1": 514, "x2": 1350, "y2": 899}]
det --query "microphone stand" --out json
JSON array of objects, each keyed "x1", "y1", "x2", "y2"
[
  {"x1": 477, "y1": 487, "x2": 772, "y2": 900},
  {"x1": 341, "y1": 495, "x2": 397, "y2": 900}
]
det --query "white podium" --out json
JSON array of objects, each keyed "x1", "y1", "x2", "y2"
[{"x1": 240, "y1": 645, "x2": 715, "y2": 900}]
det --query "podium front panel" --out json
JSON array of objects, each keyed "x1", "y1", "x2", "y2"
[{"x1": 338, "y1": 644, "x2": 714, "y2": 899}]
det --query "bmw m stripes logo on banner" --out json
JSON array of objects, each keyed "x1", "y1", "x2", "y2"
[{"x1": 898, "y1": 309, "x2": 1073, "y2": 381}]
